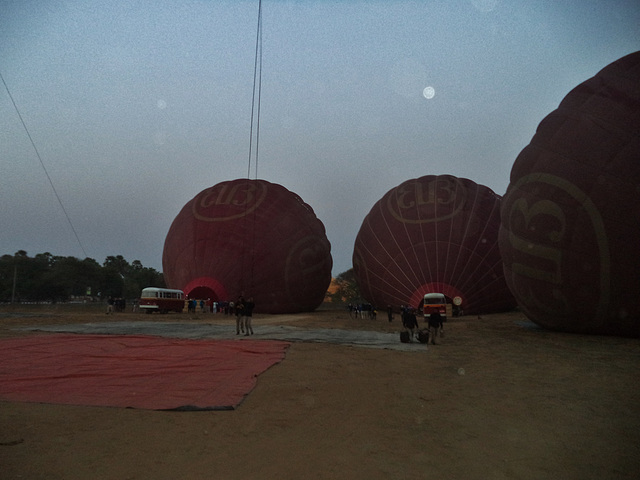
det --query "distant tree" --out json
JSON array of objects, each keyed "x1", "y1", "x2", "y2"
[
  {"x1": 131, "y1": 260, "x2": 143, "y2": 270},
  {"x1": 14, "y1": 251, "x2": 49, "y2": 302},
  {"x1": 41, "y1": 256, "x2": 103, "y2": 301},
  {"x1": 0, "y1": 254, "x2": 17, "y2": 302},
  {"x1": 123, "y1": 260, "x2": 165, "y2": 299},
  {"x1": 100, "y1": 266, "x2": 124, "y2": 298},
  {"x1": 34, "y1": 252, "x2": 54, "y2": 266},
  {"x1": 103, "y1": 255, "x2": 130, "y2": 277},
  {"x1": 328, "y1": 268, "x2": 361, "y2": 304},
  {"x1": 80, "y1": 258, "x2": 103, "y2": 297},
  {"x1": 0, "y1": 251, "x2": 164, "y2": 303},
  {"x1": 0, "y1": 251, "x2": 49, "y2": 302}
]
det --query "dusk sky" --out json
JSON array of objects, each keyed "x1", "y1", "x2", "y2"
[{"x1": 2, "y1": 0, "x2": 639, "y2": 276}]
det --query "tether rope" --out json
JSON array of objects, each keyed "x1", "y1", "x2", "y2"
[
  {"x1": 0, "y1": 70, "x2": 88, "y2": 258},
  {"x1": 247, "y1": 0, "x2": 263, "y2": 181},
  {"x1": 240, "y1": 0, "x2": 263, "y2": 296}
]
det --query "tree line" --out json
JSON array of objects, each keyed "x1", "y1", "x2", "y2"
[
  {"x1": 0, "y1": 251, "x2": 164, "y2": 303},
  {"x1": 1, "y1": 249, "x2": 363, "y2": 306}
]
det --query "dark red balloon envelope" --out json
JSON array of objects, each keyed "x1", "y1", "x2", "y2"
[
  {"x1": 353, "y1": 175, "x2": 516, "y2": 314},
  {"x1": 499, "y1": 51, "x2": 640, "y2": 336},
  {"x1": 163, "y1": 179, "x2": 332, "y2": 314}
]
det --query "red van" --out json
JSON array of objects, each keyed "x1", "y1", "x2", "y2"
[{"x1": 422, "y1": 293, "x2": 448, "y2": 320}]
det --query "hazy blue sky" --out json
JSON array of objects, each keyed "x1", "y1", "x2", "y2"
[{"x1": 2, "y1": 0, "x2": 639, "y2": 276}]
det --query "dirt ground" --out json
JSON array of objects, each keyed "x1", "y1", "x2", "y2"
[{"x1": 0, "y1": 304, "x2": 639, "y2": 480}]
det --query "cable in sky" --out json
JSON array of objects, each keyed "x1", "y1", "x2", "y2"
[
  {"x1": 247, "y1": 0, "x2": 263, "y2": 180},
  {"x1": 240, "y1": 0, "x2": 263, "y2": 295},
  {"x1": 0, "y1": 70, "x2": 88, "y2": 258}
]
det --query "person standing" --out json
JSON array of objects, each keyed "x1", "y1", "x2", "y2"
[
  {"x1": 402, "y1": 308, "x2": 419, "y2": 341},
  {"x1": 428, "y1": 311, "x2": 443, "y2": 345},
  {"x1": 106, "y1": 296, "x2": 114, "y2": 314},
  {"x1": 235, "y1": 296, "x2": 245, "y2": 335},
  {"x1": 387, "y1": 305, "x2": 393, "y2": 322},
  {"x1": 244, "y1": 297, "x2": 255, "y2": 335}
]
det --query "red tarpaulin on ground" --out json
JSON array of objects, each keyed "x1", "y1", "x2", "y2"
[{"x1": 0, "y1": 335, "x2": 290, "y2": 410}]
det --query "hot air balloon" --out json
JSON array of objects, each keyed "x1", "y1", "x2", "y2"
[
  {"x1": 353, "y1": 175, "x2": 516, "y2": 315},
  {"x1": 499, "y1": 52, "x2": 640, "y2": 337},
  {"x1": 162, "y1": 179, "x2": 333, "y2": 314}
]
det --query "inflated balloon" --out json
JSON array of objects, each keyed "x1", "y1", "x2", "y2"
[
  {"x1": 499, "y1": 51, "x2": 640, "y2": 337},
  {"x1": 163, "y1": 179, "x2": 333, "y2": 314},
  {"x1": 353, "y1": 175, "x2": 516, "y2": 314}
]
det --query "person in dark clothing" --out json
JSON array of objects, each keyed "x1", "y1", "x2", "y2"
[
  {"x1": 402, "y1": 308, "x2": 419, "y2": 340},
  {"x1": 235, "y1": 296, "x2": 245, "y2": 335},
  {"x1": 428, "y1": 312, "x2": 443, "y2": 345},
  {"x1": 387, "y1": 305, "x2": 393, "y2": 323},
  {"x1": 244, "y1": 297, "x2": 255, "y2": 335}
]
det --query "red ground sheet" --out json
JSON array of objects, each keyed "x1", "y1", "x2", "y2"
[{"x1": 0, "y1": 335, "x2": 290, "y2": 410}]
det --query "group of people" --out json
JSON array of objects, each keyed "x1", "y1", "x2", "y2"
[
  {"x1": 186, "y1": 298, "x2": 205, "y2": 313},
  {"x1": 106, "y1": 296, "x2": 127, "y2": 314},
  {"x1": 401, "y1": 307, "x2": 444, "y2": 345},
  {"x1": 347, "y1": 303, "x2": 377, "y2": 319},
  {"x1": 234, "y1": 295, "x2": 256, "y2": 336},
  {"x1": 184, "y1": 299, "x2": 245, "y2": 315}
]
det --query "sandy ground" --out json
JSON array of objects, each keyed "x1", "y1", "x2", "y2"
[{"x1": 0, "y1": 305, "x2": 639, "y2": 480}]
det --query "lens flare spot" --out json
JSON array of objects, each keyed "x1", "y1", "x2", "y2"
[{"x1": 423, "y1": 86, "x2": 435, "y2": 99}]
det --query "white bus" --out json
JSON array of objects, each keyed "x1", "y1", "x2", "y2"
[{"x1": 139, "y1": 287, "x2": 184, "y2": 313}]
